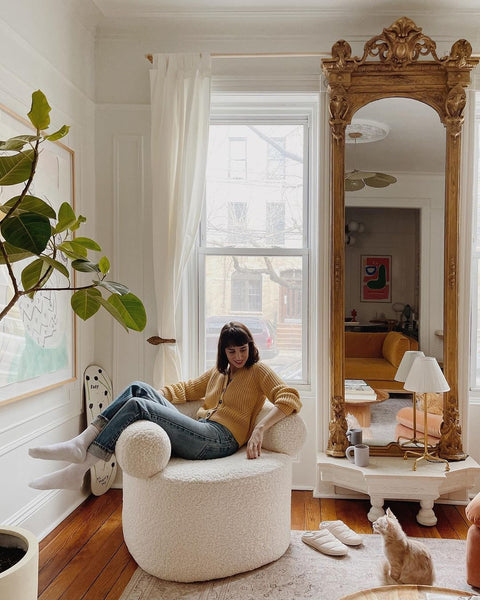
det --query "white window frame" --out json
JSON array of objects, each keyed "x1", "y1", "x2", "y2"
[
  {"x1": 469, "y1": 94, "x2": 480, "y2": 397},
  {"x1": 196, "y1": 94, "x2": 318, "y2": 389}
]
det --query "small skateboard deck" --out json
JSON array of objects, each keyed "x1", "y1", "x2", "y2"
[{"x1": 84, "y1": 364, "x2": 117, "y2": 496}]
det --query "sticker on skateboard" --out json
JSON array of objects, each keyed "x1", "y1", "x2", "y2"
[{"x1": 84, "y1": 364, "x2": 117, "y2": 496}]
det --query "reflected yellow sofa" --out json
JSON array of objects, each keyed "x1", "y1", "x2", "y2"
[{"x1": 345, "y1": 331, "x2": 419, "y2": 391}]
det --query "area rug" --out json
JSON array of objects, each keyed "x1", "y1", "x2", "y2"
[{"x1": 119, "y1": 532, "x2": 479, "y2": 600}]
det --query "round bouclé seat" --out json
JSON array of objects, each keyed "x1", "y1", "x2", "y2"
[{"x1": 116, "y1": 400, "x2": 306, "y2": 582}]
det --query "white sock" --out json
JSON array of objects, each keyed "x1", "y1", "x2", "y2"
[
  {"x1": 28, "y1": 452, "x2": 100, "y2": 490},
  {"x1": 28, "y1": 424, "x2": 100, "y2": 463}
]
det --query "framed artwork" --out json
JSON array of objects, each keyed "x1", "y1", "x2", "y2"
[
  {"x1": 361, "y1": 255, "x2": 391, "y2": 302},
  {"x1": 0, "y1": 103, "x2": 76, "y2": 405}
]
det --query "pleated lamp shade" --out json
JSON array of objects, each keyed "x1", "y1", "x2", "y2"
[
  {"x1": 394, "y1": 350, "x2": 425, "y2": 383},
  {"x1": 403, "y1": 356, "x2": 450, "y2": 394}
]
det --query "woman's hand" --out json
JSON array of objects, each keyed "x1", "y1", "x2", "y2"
[{"x1": 246, "y1": 426, "x2": 264, "y2": 459}]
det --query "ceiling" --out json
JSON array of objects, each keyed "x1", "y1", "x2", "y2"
[{"x1": 90, "y1": 0, "x2": 480, "y2": 18}]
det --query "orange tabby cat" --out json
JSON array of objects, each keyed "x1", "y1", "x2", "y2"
[{"x1": 373, "y1": 507, "x2": 435, "y2": 585}]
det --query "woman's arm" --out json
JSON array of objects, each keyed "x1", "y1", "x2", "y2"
[{"x1": 246, "y1": 405, "x2": 286, "y2": 459}]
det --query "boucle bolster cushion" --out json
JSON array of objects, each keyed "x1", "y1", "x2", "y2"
[
  {"x1": 254, "y1": 401, "x2": 307, "y2": 456},
  {"x1": 116, "y1": 421, "x2": 171, "y2": 478},
  {"x1": 395, "y1": 406, "x2": 443, "y2": 438},
  {"x1": 466, "y1": 492, "x2": 480, "y2": 526}
]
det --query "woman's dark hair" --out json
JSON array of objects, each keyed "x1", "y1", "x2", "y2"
[{"x1": 216, "y1": 321, "x2": 260, "y2": 374}]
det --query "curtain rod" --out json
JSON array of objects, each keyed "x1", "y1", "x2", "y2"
[{"x1": 146, "y1": 52, "x2": 329, "y2": 62}]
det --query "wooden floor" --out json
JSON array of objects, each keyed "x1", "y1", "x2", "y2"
[{"x1": 38, "y1": 489, "x2": 470, "y2": 600}]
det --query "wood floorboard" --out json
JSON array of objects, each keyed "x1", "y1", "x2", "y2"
[{"x1": 38, "y1": 489, "x2": 470, "y2": 599}]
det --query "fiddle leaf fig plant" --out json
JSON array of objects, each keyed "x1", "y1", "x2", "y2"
[{"x1": 0, "y1": 90, "x2": 146, "y2": 332}]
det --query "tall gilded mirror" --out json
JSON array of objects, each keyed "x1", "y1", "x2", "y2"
[{"x1": 322, "y1": 17, "x2": 479, "y2": 457}]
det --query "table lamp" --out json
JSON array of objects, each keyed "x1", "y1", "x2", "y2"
[
  {"x1": 403, "y1": 356, "x2": 450, "y2": 471},
  {"x1": 394, "y1": 350, "x2": 425, "y2": 446}
]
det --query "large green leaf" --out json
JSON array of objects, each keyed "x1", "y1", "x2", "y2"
[
  {"x1": 45, "y1": 125, "x2": 70, "y2": 142},
  {"x1": 97, "y1": 296, "x2": 128, "y2": 332},
  {"x1": 1, "y1": 195, "x2": 56, "y2": 219},
  {"x1": 0, "y1": 242, "x2": 33, "y2": 264},
  {"x1": 71, "y1": 288, "x2": 101, "y2": 320},
  {"x1": 0, "y1": 135, "x2": 39, "y2": 151},
  {"x1": 55, "y1": 202, "x2": 76, "y2": 233},
  {"x1": 71, "y1": 259, "x2": 100, "y2": 273},
  {"x1": 99, "y1": 256, "x2": 110, "y2": 275},
  {"x1": 28, "y1": 90, "x2": 51, "y2": 130},
  {"x1": 57, "y1": 240, "x2": 88, "y2": 260},
  {"x1": 97, "y1": 280, "x2": 129, "y2": 295},
  {"x1": 0, "y1": 150, "x2": 35, "y2": 185},
  {"x1": 107, "y1": 293, "x2": 146, "y2": 331},
  {"x1": 1, "y1": 212, "x2": 51, "y2": 254},
  {"x1": 73, "y1": 237, "x2": 101, "y2": 252},
  {"x1": 41, "y1": 255, "x2": 69, "y2": 279},
  {"x1": 21, "y1": 258, "x2": 51, "y2": 291}
]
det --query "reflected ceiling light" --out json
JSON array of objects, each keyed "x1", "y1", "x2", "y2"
[
  {"x1": 345, "y1": 220, "x2": 365, "y2": 245},
  {"x1": 345, "y1": 123, "x2": 397, "y2": 191}
]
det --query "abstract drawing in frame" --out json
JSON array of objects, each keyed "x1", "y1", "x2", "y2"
[
  {"x1": 361, "y1": 255, "x2": 391, "y2": 302},
  {"x1": 0, "y1": 103, "x2": 76, "y2": 404}
]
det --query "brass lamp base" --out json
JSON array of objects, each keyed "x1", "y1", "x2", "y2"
[{"x1": 404, "y1": 446, "x2": 450, "y2": 471}]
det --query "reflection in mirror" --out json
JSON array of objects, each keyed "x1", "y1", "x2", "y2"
[{"x1": 343, "y1": 98, "x2": 445, "y2": 447}]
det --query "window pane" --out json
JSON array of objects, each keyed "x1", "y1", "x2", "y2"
[
  {"x1": 204, "y1": 255, "x2": 304, "y2": 381},
  {"x1": 206, "y1": 124, "x2": 304, "y2": 249}
]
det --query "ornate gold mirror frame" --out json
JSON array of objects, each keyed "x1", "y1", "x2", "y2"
[{"x1": 322, "y1": 17, "x2": 479, "y2": 458}]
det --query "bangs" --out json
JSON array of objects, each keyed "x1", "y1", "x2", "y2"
[{"x1": 223, "y1": 326, "x2": 250, "y2": 347}]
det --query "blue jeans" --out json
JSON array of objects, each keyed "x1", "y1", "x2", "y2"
[{"x1": 88, "y1": 381, "x2": 239, "y2": 461}]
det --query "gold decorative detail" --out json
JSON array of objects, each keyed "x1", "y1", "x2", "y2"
[
  {"x1": 438, "y1": 394, "x2": 467, "y2": 460},
  {"x1": 445, "y1": 85, "x2": 466, "y2": 138},
  {"x1": 357, "y1": 17, "x2": 441, "y2": 68},
  {"x1": 331, "y1": 40, "x2": 353, "y2": 69},
  {"x1": 334, "y1": 256, "x2": 342, "y2": 290},
  {"x1": 329, "y1": 86, "x2": 349, "y2": 141},
  {"x1": 326, "y1": 395, "x2": 349, "y2": 456},
  {"x1": 448, "y1": 257, "x2": 456, "y2": 289}
]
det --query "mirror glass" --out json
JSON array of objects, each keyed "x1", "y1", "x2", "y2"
[{"x1": 344, "y1": 97, "x2": 445, "y2": 447}]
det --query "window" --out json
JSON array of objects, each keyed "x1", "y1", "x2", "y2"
[
  {"x1": 200, "y1": 99, "x2": 314, "y2": 384},
  {"x1": 471, "y1": 101, "x2": 480, "y2": 391},
  {"x1": 228, "y1": 137, "x2": 247, "y2": 179},
  {"x1": 267, "y1": 136, "x2": 286, "y2": 179}
]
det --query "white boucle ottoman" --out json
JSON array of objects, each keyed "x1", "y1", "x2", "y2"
[{"x1": 116, "y1": 400, "x2": 306, "y2": 582}]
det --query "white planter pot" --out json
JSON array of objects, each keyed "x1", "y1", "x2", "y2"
[{"x1": 0, "y1": 526, "x2": 38, "y2": 600}]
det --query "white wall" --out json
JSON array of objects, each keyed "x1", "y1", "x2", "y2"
[{"x1": 0, "y1": 1, "x2": 98, "y2": 538}]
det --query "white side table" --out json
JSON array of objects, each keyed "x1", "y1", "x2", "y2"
[{"x1": 316, "y1": 453, "x2": 480, "y2": 525}]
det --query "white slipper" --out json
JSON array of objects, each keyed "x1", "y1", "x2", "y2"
[
  {"x1": 319, "y1": 520, "x2": 363, "y2": 546},
  {"x1": 301, "y1": 530, "x2": 348, "y2": 556}
]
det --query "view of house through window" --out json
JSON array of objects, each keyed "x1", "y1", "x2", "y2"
[{"x1": 201, "y1": 116, "x2": 309, "y2": 383}]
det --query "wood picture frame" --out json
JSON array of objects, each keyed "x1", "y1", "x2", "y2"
[{"x1": 0, "y1": 103, "x2": 76, "y2": 405}]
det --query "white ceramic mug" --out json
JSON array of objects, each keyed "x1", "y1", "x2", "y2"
[
  {"x1": 346, "y1": 443, "x2": 369, "y2": 467},
  {"x1": 347, "y1": 428, "x2": 362, "y2": 446}
]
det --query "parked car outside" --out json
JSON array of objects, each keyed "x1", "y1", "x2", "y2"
[{"x1": 205, "y1": 315, "x2": 277, "y2": 363}]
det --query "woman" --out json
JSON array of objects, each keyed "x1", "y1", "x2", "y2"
[{"x1": 29, "y1": 321, "x2": 301, "y2": 490}]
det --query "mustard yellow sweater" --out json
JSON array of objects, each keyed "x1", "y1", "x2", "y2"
[{"x1": 164, "y1": 362, "x2": 301, "y2": 446}]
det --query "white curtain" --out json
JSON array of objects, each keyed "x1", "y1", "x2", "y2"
[{"x1": 150, "y1": 53, "x2": 211, "y2": 387}]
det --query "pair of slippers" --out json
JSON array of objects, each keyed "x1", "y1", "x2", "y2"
[{"x1": 301, "y1": 520, "x2": 362, "y2": 556}]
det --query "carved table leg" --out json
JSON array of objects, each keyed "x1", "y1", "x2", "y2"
[
  {"x1": 368, "y1": 497, "x2": 385, "y2": 522},
  {"x1": 416, "y1": 498, "x2": 437, "y2": 526}
]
